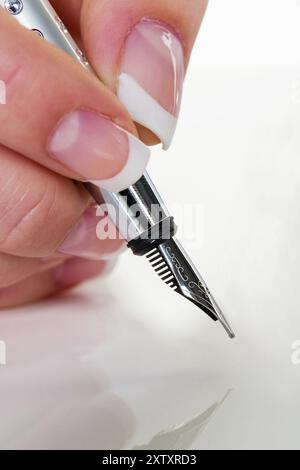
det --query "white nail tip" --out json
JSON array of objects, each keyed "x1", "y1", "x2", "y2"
[
  {"x1": 91, "y1": 133, "x2": 150, "y2": 193},
  {"x1": 118, "y1": 73, "x2": 178, "y2": 150}
]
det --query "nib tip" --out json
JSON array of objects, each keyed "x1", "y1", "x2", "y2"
[
  {"x1": 217, "y1": 314, "x2": 235, "y2": 339},
  {"x1": 227, "y1": 330, "x2": 236, "y2": 340},
  {"x1": 209, "y1": 295, "x2": 235, "y2": 339}
]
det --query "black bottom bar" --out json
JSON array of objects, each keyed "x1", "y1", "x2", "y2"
[{"x1": 0, "y1": 450, "x2": 202, "y2": 465}]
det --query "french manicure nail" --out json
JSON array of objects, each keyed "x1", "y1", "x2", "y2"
[
  {"x1": 118, "y1": 19, "x2": 185, "y2": 149},
  {"x1": 58, "y1": 206, "x2": 126, "y2": 260},
  {"x1": 48, "y1": 109, "x2": 150, "y2": 192}
]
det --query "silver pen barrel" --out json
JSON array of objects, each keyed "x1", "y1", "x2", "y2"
[{"x1": 1, "y1": 0, "x2": 90, "y2": 68}]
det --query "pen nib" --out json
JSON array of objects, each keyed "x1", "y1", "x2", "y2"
[{"x1": 146, "y1": 238, "x2": 235, "y2": 339}]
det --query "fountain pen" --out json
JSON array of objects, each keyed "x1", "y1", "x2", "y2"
[{"x1": 2, "y1": 0, "x2": 235, "y2": 338}]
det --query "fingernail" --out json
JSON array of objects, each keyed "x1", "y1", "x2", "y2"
[
  {"x1": 48, "y1": 110, "x2": 150, "y2": 192},
  {"x1": 58, "y1": 206, "x2": 126, "y2": 260},
  {"x1": 118, "y1": 19, "x2": 185, "y2": 150},
  {"x1": 54, "y1": 258, "x2": 110, "y2": 289}
]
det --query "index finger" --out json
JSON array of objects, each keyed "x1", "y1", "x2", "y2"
[{"x1": 0, "y1": 7, "x2": 150, "y2": 193}]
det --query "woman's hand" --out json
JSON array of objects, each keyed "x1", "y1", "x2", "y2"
[{"x1": 0, "y1": 0, "x2": 208, "y2": 306}]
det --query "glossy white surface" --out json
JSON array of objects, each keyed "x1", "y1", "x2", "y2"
[{"x1": 1, "y1": 0, "x2": 300, "y2": 450}]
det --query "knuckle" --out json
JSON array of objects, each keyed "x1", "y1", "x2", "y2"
[{"x1": 0, "y1": 178, "x2": 60, "y2": 256}]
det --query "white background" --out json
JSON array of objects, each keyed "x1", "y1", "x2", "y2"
[{"x1": 1, "y1": 0, "x2": 300, "y2": 450}]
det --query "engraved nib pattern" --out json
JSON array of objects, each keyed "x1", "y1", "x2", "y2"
[{"x1": 146, "y1": 238, "x2": 235, "y2": 338}]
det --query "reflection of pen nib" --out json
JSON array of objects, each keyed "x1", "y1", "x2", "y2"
[
  {"x1": 133, "y1": 389, "x2": 233, "y2": 450},
  {"x1": 147, "y1": 237, "x2": 235, "y2": 339}
]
